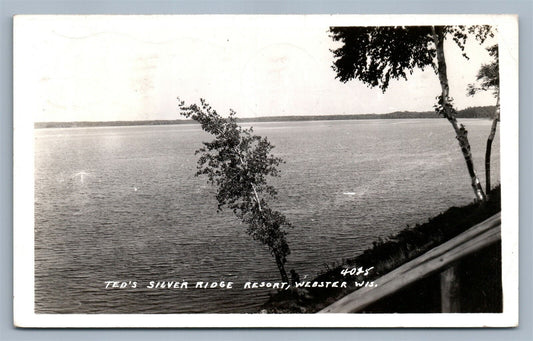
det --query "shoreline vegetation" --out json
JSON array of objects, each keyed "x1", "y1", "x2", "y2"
[
  {"x1": 262, "y1": 186, "x2": 501, "y2": 313},
  {"x1": 34, "y1": 105, "x2": 495, "y2": 129}
]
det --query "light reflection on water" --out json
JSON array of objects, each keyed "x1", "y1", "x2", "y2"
[{"x1": 34, "y1": 119, "x2": 499, "y2": 313}]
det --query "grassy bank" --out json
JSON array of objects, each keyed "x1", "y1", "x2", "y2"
[{"x1": 262, "y1": 186, "x2": 501, "y2": 313}]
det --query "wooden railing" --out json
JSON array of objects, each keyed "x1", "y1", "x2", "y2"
[{"x1": 319, "y1": 213, "x2": 501, "y2": 313}]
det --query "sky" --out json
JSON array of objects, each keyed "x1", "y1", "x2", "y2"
[{"x1": 15, "y1": 15, "x2": 498, "y2": 122}]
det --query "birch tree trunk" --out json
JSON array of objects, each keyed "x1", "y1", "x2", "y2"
[
  {"x1": 485, "y1": 97, "x2": 500, "y2": 194},
  {"x1": 432, "y1": 26, "x2": 486, "y2": 201},
  {"x1": 252, "y1": 183, "x2": 289, "y2": 282},
  {"x1": 275, "y1": 255, "x2": 289, "y2": 283}
]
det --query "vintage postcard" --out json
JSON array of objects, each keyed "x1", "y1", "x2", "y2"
[{"x1": 13, "y1": 14, "x2": 518, "y2": 327}]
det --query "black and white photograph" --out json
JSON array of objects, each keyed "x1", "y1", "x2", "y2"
[{"x1": 13, "y1": 14, "x2": 518, "y2": 327}]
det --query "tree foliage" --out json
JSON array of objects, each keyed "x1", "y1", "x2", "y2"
[
  {"x1": 330, "y1": 25, "x2": 493, "y2": 92},
  {"x1": 330, "y1": 26, "x2": 436, "y2": 91},
  {"x1": 467, "y1": 44, "x2": 499, "y2": 97},
  {"x1": 178, "y1": 98, "x2": 292, "y2": 282}
]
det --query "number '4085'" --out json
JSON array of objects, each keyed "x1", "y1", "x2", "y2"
[{"x1": 340, "y1": 266, "x2": 374, "y2": 277}]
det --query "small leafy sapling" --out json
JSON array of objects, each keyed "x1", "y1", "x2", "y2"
[{"x1": 178, "y1": 98, "x2": 292, "y2": 283}]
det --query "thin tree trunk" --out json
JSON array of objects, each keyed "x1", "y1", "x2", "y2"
[
  {"x1": 251, "y1": 184, "x2": 262, "y2": 211},
  {"x1": 242, "y1": 152, "x2": 289, "y2": 283},
  {"x1": 431, "y1": 26, "x2": 486, "y2": 201},
  {"x1": 485, "y1": 97, "x2": 500, "y2": 194},
  {"x1": 275, "y1": 254, "x2": 289, "y2": 283},
  {"x1": 235, "y1": 149, "x2": 263, "y2": 211}
]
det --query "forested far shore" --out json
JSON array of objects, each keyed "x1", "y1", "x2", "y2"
[{"x1": 34, "y1": 105, "x2": 496, "y2": 129}]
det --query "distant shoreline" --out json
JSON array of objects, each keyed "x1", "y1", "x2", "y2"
[{"x1": 34, "y1": 105, "x2": 495, "y2": 129}]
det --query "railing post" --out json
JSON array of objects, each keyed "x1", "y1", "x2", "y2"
[{"x1": 440, "y1": 264, "x2": 461, "y2": 313}]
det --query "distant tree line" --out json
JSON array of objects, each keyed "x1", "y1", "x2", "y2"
[
  {"x1": 34, "y1": 106, "x2": 496, "y2": 129},
  {"x1": 34, "y1": 119, "x2": 189, "y2": 129}
]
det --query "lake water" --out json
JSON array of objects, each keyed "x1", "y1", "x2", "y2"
[{"x1": 34, "y1": 119, "x2": 499, "y2": 313}]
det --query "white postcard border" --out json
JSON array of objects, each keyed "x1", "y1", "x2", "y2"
[{"x1": 13, "y1": 14, "x2": 519, "y2": 328}]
